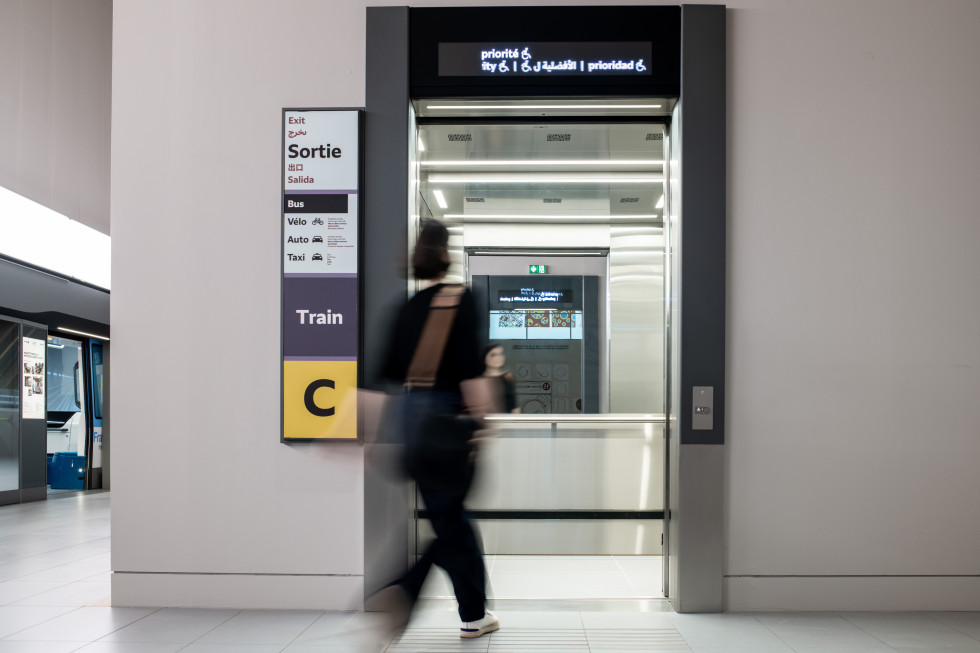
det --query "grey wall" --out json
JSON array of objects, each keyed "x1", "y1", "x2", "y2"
[{"x1": 0, "y1": 0, "x2": 112, "y2": 235}]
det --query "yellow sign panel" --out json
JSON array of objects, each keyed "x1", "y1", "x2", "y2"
[{"x1": 283, "y1": 360, "x2": 358, "y2": 439}]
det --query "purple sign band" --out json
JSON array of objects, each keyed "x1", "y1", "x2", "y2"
[
  {"x1": 284, "y1": 189, "x2": 358, "y2": 195},
  {"x1": 284, "y1": 273, "x2": 358, "y2": 279},
  {"x1": 284, "y1": 356, "x2": 358, "y2": 361},
  {"x1": 283, "y1": 276, "x2": 358, "y2": 358}
]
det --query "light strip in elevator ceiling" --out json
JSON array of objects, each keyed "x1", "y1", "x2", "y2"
[
  {"x1": 421, "y1": 160, "x2": 665, "y2": 167},
  {"x1": 427, "y1": 173, "x2": 663, "y2": 184},
  {"x1": 425, "y1": 104, "x2": 663, "y2": 110},
  {"x1": 442, "y1": 214, "x2": 660, "y2": 221}
]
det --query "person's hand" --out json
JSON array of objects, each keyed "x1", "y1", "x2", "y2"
[
  {"x1": 469, "y1": 427, "x2": 497, "y2": 447},
  {"x1": 460, "y1": 377, "x2": 502, "y2": 421},
  {"x1": 468, "y1": 427, "x2": 497, "y2": 462}
]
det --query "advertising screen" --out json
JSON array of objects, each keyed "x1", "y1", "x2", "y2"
[{"x1": 22, "y1": 337, "x2": 45, "y2": 420}]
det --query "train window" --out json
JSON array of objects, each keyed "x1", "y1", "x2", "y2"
[
  {"x1": 90, "y1": 344, "x2": 104, "y2": 421},
  {"x1": 46, "y1": 338, "x2": 84, "y2": 413}
]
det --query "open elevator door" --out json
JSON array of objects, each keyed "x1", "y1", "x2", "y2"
[{"x1": 413, "y1": 107, "x2": 669, "y2": 572}]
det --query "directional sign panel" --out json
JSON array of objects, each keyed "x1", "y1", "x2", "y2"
[{"x1": 282, "y1": 109, "x2": 361, "y2": 441}]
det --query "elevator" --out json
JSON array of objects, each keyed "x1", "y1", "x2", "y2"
[
  {"x1": 364, "y1": 5, "x2": 726, "y2": 613},
  {"x1": 409, "y1": 106, "x2": 669, "y2": 570}
]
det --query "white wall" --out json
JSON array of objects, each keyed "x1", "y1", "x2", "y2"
[
  {"x1": 0, "y1": 0, "x2": 112, "y2": 235},
  {"x1": 111, "y1": 0, "x2": 980, "y2": 609},
  {"x1": 725, "y1": 0, "x2": 980, "y2": 610},
  {"x1": 110, "y1": 0, "x2": 371, "y2": 609}
]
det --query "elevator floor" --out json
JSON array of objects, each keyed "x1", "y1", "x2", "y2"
[{"x1": 420, "y1": 554, "x2": 665, "y2": 600}]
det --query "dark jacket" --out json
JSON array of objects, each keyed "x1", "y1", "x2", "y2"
[{"x1": 382, "y1": 284, "x2": 483, "y2": 392}]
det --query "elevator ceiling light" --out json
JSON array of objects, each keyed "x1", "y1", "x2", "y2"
[
  {"x1": 426, "y1": 104, "x2": 663, "y2": 110},
  {"x1": 443, "y1": 214, "x2": 661, "y2": 222},
  {"x1": 432, "y1": 189, "x2": 448, "y2": 209},
  {"x1": 422, "y1": 160, "x2": 665, "y2": 167},
  {"x1": 655, "y1": 195, "x2": 665, "y2": 209},
  {"x1": 57, "y1": 327, "x2": 110, "y2": 342},
  {"x1": 427, "y1": 173, "x2": 663, "y2": 184}
]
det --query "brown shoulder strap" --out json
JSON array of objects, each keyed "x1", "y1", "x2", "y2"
[{"x1": 405, "y1": 285, "x2": 464, "y2": 388}]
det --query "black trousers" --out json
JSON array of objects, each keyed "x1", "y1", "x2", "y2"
[{"x1": 399, "y1": 473, "x2": 487, "y2": 622}]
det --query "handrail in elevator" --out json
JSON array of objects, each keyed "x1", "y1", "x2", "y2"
[{"x1": 484, "y1": 413, "x2": 666, "y2": 424}]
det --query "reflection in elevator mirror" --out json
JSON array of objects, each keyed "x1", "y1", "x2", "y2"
[{"x1": 475, "y1": 273, "x2": 598, "y2": 414}]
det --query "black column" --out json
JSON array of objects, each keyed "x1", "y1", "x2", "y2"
[
  {"x1": 680, "y1": 5, "x2": 727, "y2": 446},
  {"x1": 363, "y1": 6, "x2": 412, "y2": 602}
]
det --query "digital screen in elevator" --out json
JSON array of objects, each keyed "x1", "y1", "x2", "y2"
[{"x1": 490, "y1": 309, "x2": 583, "y2": 341}]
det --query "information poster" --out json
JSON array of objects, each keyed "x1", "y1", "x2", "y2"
[
  {"x1": 22, "y1": 337, "x2": 45, "y2": 419},
  {"x1": 282, "y1": 109, "x2": 361, "y2": 440}
]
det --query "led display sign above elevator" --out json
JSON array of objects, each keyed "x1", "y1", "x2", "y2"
[{"x1": 438, "y1": 42, "x2": 652, "y2": 77}]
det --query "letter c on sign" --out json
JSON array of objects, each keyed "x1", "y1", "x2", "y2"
[{"x1": 304, "y1": 379, "x2": 335, "y2": 417}]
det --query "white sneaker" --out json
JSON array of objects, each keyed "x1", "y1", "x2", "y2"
[{"x1": 460, "y1": 610, "x2": 499, "y2": 638}]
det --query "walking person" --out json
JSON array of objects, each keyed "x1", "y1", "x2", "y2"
[
  {"x1": 377, "y1": 220, "x2": 499, "y2": 640},
  {"x1": 481, "y1": 343, "x2": 519, "y2": 413}
]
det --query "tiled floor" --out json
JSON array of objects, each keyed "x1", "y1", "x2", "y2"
[{"x1": 2, "y1": 493, "x2": 980, "y2": 652}]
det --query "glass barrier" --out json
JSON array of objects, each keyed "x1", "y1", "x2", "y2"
[{"x1": 0, "y1": 319, "x2": 20, "y2": 492}]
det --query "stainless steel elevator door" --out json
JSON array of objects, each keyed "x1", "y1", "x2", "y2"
[{"x1": 413, "y1": 111, "x2": 667, "y2": 557}]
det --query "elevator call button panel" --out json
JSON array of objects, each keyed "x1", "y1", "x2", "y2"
[{"x1": 692, "y1": 386, "x2": 714, "y2": 431}]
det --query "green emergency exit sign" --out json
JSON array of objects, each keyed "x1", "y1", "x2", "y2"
[{"x1": 529, "y1": 265, "x2": 548, "y2": 274}]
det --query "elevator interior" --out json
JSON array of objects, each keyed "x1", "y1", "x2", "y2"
[{"x1": 410, "y1": 98, "x2": 672, "y2": 567}]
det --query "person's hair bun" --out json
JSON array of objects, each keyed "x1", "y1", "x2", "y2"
[{"x1": 412, "y1": 220, "x2": 451, "y2": 280}]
